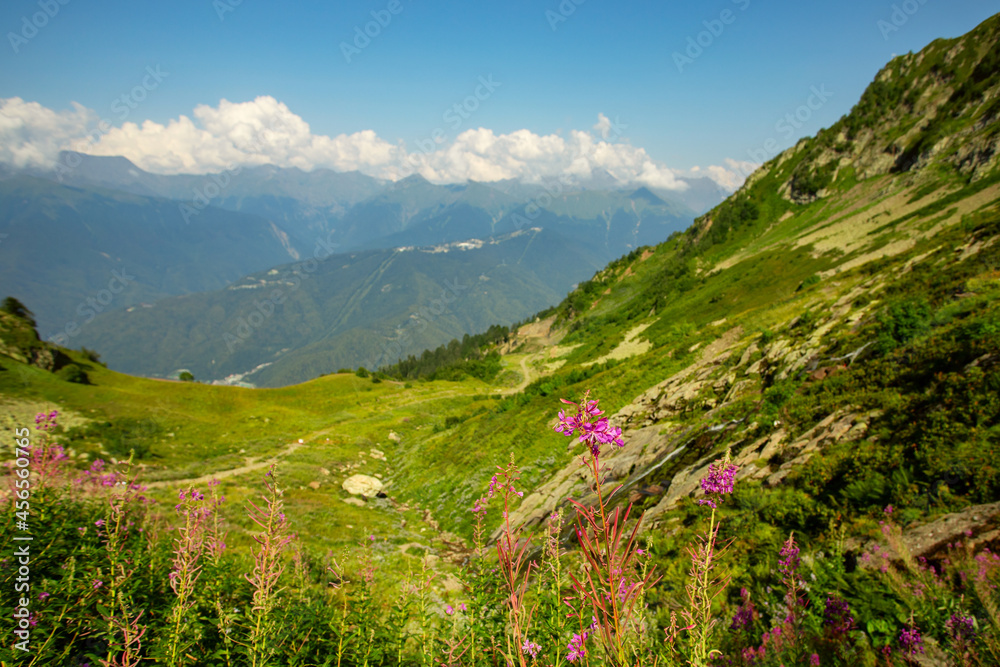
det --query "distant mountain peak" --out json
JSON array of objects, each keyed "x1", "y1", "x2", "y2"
[
  {"x1": 394, "y1": 173, "x2": 432, "y2": 188},
  {"x1": 629, "y1": 186, "x2": 667, "y2": 206}
]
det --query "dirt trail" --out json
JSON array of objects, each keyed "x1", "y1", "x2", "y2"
[
  {"x1": 500, "y1": 355, "x2": 535, "y2": 395},
  {"x1": 146, "y1": 441, "x2": 306, "y2": 489},
  {"x1": 144, "y1": 388, "x2": 463, "y2": 489},
  {"x1": 498, "y1": 314, "x2": 564, "y2": 395}
]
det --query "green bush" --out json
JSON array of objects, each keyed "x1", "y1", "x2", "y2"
[
  {"x1": 56, "y1": 363, "x2": 89, "y2": 384},
  {"x1": 876, "y1": 297, "x2": 931, "y2": 353}
]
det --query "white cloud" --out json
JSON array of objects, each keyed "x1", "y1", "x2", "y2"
[
  {"x1": 593, "y1": 112, "x2": 613, "y2": 139},
  {"x1": 686, "y1": 158, "x2": 757, "y2": 192},
  {"x1": 0, "y1": 95, "x2": 751, "y2": 191},
  {"x1": 0, "y1": 97, "x2": 98, "y2": 169}
]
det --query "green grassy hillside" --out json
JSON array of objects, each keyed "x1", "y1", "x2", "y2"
[{"x1": 1, "y1": 13, "x2": 1000, "y2": 667}]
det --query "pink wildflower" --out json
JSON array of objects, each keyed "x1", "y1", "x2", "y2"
[
  {"x1": 697, "y1": 450, "x2": 738, "y2": 508},
  {"x1": 554, "y1": 393, "x2": 624, "y2": 458}
]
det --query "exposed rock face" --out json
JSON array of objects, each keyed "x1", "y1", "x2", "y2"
[
  {"x1": 0, "y1": 312, "x2": 72, "y2": 371},
  {"x1": 847, "y1": 501, "x2": 1000, "y2": 563},
  {"x1": 505, "y1": 290, "x2": 889, "y2": 537},
  {"x1": 343, "y1": 474, "x2": 383, "y2": 496},
  {"x1": 902, "y1": 501, "x2": 1000, "y2": 558}
]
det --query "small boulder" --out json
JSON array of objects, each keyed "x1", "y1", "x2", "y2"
[{"x1": 343, "y1": 474, "x2": 384, "y2": 496}]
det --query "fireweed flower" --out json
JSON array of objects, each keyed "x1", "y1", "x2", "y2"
[
  {"x1": 567, "y1": 631, "x2": 590, "y2": 662},
  {"x1": 824, "y1": 596, "x2": 855, "y2": 637},
  {"x1": 697, "y1": 449, "x2": 738, "y2": 508},
  {"x1": 899, "y1": 623, "x2": 924, "y2": 655},
  {"x1": 729, "y1": 588, "x2": 757, "y2": 631},
  {"x1": 34, "y1": 410, "x2": 58, "y2": 431},
  {"x1": 778, "y1": 535, "x2": 800, "y2": 578},
  {"x1": 522, "y1": 639, "x2": 541, "y2": 659},
  {"x1": 946, "y1": 613, "x2": 976, "y2": 641},
  {"x1": 554, "y1": 393, "x2": 624, "y2": 459}
]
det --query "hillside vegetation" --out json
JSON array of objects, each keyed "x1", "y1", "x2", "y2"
[{"x1": 2, "y1": 13, "x2": 1000, "y2": 667}]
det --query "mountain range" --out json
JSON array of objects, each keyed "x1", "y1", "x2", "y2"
[
  {"x1": 0, "y1": 151, "x2": 726, "y2": 382},
  {"x1": 1, "y1": 15, "x2": 999, "y2": 664}
]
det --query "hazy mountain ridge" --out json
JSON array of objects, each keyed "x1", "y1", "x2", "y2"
[
  {"x1": 0, "y1": 174, "x2": 300, "y2": 336},
  {"x1": 71, "y1": 226, "x2": 607, "y2": 386}
]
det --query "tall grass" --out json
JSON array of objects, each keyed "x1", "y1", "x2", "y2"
[{"x1": 3, "y1": 406, "x2": 1000, "y2": 666}]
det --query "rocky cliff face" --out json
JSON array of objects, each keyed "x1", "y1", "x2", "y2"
[{"x1": 0, "y1": 311, "x2": 71, "y2": 371}]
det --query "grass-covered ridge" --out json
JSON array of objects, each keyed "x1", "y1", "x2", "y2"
[{"x1": 3, "y1": 11, "x2": 1000, "y2": 667}]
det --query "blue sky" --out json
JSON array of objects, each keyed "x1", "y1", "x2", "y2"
[{"x1": 0, "y1": 0, "x2": 996, "y2": 189}]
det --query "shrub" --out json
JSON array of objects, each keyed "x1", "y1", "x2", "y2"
[
  {"x1": 57, "y1": 363, "x2": 89, "y2": 384},
  {"x1": 876, "y1": 297, "x2": 931, "y2": 353}
]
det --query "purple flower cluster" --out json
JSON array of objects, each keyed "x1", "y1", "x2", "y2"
[
  {"x1": 521, "y1": 639, "x2": 541, "y2": 659},
  {"x1": 566, "y1": 617, "x2": 599, "y2": 662},
  {"x1": 74, "y1": 459, "x2": 118, "y2": 488},
  {"x1": 946, "y1": 613, "x2": 976, "y2": 642},
  {"x1": 555, "y1": 395, "x2": 624, "y2": 459},
  {"x1": 899, "y1": 623, "x2": 924, "y2": 656},
  {"x1": 823, "y1": 596, "x2": 855, "y2": 637},
  {"x1": 778, "y1": 535, "x2": 800, "y2": 578},
  {"x1": 729, "y1": 588, "x2": 757, "y2": 631},
  {"x1": 34, "y1": 410, "x2": 58, "y2": 431},
  {"x1": 697, "y1": 452, "x2": 738, "y2": 508},
  {"x1": 566, "y1": 632, "x2": 588, "y2": 662}
]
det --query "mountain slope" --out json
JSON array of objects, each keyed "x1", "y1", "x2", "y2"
[
  {"x1": 2, "y1": 16, "x2": 1000, "y2": 664},
  {"x1": 375, "y1": 13, "x2": 1000, "y2": 542},
  {"x1": 0, "y1": 175, "x2": 299, "y2": 337},
  {"x1": 73, "y1": 227, "x2": 606, "y2": 386}
]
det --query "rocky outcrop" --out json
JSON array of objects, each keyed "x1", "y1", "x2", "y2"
[
  {"x1": 0, "y1": 312, "x2": 73, "y2": 371},
  {"x1": 343, "y1": 474, "x2": 384, "y2": 497}
]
